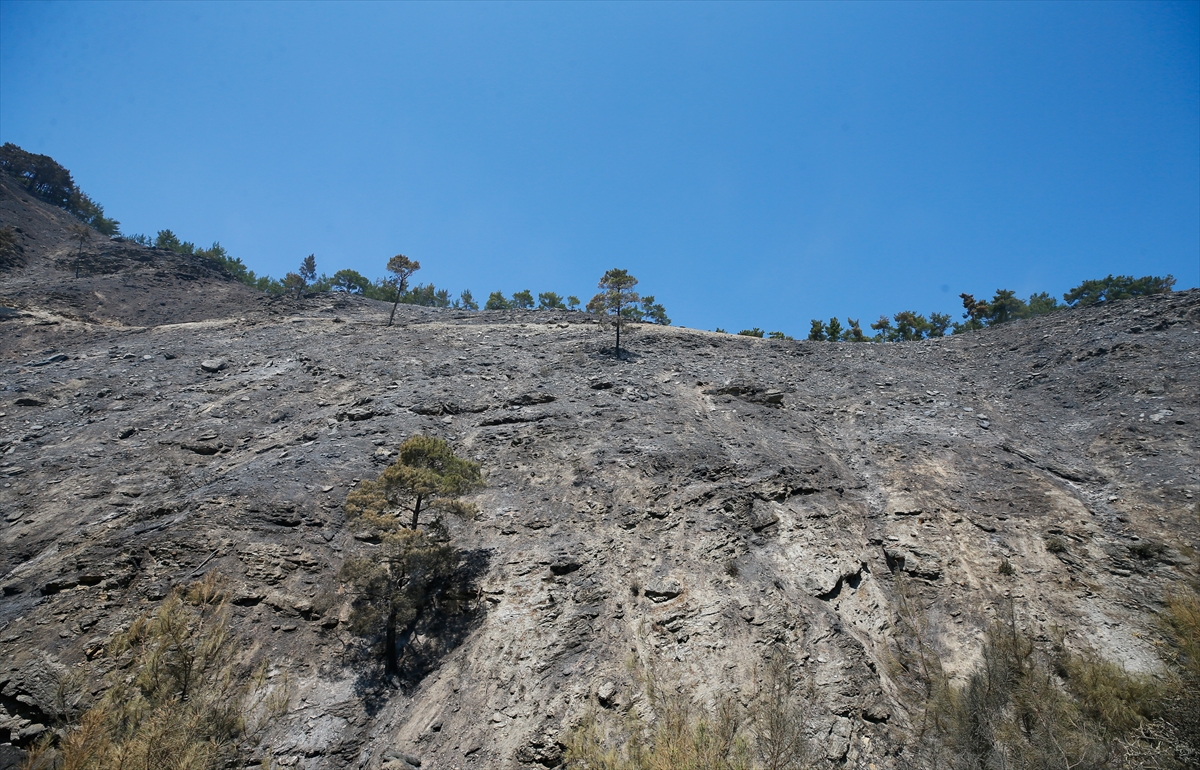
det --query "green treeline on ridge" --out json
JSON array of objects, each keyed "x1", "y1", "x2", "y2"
[
  {"x1": 0, "y1": 143, "x2": 121, "y2": 235},
  {"x1": 0, "y1": 143, "x2": 1180, "y2": 338},
  {"x1": 798, "y1": 279, "x2": 1175, "y2": 343}
]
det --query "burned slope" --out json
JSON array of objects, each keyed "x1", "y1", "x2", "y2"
[
  {"x1": 0, "y1": 187, "x2": 1197, "y2": 768},
  {"x1": 0, "y1": 173, "x2": 269, "y2": 326}
]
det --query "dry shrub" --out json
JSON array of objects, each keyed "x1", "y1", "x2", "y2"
[
  {"x1": 929, "y1": 613, "x2": 1108, "y2": 770},
  {"x1": 23, "y1": 573, "x2": 288, "y2": 770},
  {"x1": 890, "y1": 581, "x2": 1200, "y2": 770},
  {"x1": 565, "y1": 662, "x2": 749, "y2": 770},
  {"x1": 749, "y1": 647, "x2": 815, "y2": 770},
  {"x1": 1059, "y1": 652, "x2": 1163, "y2": 735},
  {"x1": 566, "y1": 648, "x2": 815, "y2": 770},
  {"x1": 1156, "y1": 587, "x2": 1200, "y2": 766}
]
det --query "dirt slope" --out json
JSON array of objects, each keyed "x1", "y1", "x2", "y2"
[
  {"x1": 0, "y1": 173, "x2": 271, "y2": 326},
  {"x1": 1, "y1": 187, "x2": 1197, "y2": 769}
]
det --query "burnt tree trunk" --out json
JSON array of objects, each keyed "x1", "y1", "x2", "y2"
[
  {"x1": 385, "y1": 603, "x2": 398, "y2": 677},
  {"x1": 410, "y1": 495, "x2": 423, "y2": 530}
]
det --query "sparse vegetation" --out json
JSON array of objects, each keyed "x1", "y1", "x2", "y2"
[
  {"x1": 750, "y1": 647, "x2": 815, "y2": 770},
  {"x1": 68, "y1": 222, "x2": 90, "y2": 278},
  {"x1": 1064, "y1": 275, "x2": 1177, "y2": 307},
  {"x1": 21, "y1": 573, "x2": 287, "y2": 770},
  {"x1": 565, "y1": 646, "x2": 815, "y2": 770},
  {"x1": 1129, "y1": 541, "x2": 1167, "y2": 562},
  {"x1": 787, "y1": 274, "x2": 1175, "y2": 343},
  {"x1": 888, "y1": 579, "x2": 1200, "y2": 769},
  {"x1": 0, "y1": 224, "x2": 22, "y2": 270}
]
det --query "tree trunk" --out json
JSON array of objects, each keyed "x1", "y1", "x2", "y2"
[
  {"x1": 615, "y1": 315, "x2": 621, "y2": 358},
  {"x1": 388, "y1": 297, "x2": 400, "y2": 327},
  {"x1": 410, "y1": 495, "x2": 423, "y2": 529},
  {"x1": 385, "y1": 603, "x2": 398, "y2": 677}
]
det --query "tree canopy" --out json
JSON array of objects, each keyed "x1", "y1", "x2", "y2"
[
  {"x1": 538, "y1": 291, "x2": 567, "y2": 310},
  {"x1": 299, "y1": 254, "x2": 317, "y2": 284},
  {"x1": 588, "y1": 268, "x2": 642, "y2": 356},
  {"x1": 1063, "y1": 274, "x2": 1175, "y2": 307},
  {"x1": 345, "y1": 435, "x2": 483, "y2": 532},
  {"x1": 341, "y1": 436, "x2": 483, "y2": 677}
]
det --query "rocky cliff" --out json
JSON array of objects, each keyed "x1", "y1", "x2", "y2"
[{"x1": 2, "y1": 174, "x2": 1198, "y2": 769}]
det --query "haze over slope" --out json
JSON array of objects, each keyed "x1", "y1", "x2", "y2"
[{"x1": 1, "y1": 177, "x2": 1198, "y2": 769}]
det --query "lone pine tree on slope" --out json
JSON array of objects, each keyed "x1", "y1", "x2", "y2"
[
  {"x1": 386, "y1": 254, "x2": 420, "y2": 327},
  {"x1": 588, "y1": 268, "x2": 641, "y2": 358},
  {"x1": 340, "y1": 436, "x2": 482, "y2": 677}
]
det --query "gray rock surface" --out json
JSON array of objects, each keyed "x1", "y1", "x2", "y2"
[{"x1": 1, "y1": 172, "x2": 1198, "y2": 768}]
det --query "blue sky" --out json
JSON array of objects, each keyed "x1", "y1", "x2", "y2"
[{"x1": 2, "y1": 1, "x2": 1197, "y2": 335}]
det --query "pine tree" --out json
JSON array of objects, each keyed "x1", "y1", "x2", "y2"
[
  {"x1": 332, "y1": 269, "x2": 372, "y2": 295},
  {"x1": 386, "y1": 254, "x2": 420, "y2": 327},
  {"x1": 956, "y1": 293, "x2": 988, "y2": 332},
  {"x1": 1064, "y1": 274, "x2": 1175, "y2": 307},
  {"x1": 69, "y1": 222, "x2": 90, "y2": 278},
  {"x1": 928, "y1": 312, "x2": 952, "y2": 337},
  {"x1": 299, "y1": 254, "x2": 317, "y2": 284},
  {"x1": 986, "y1": 290, "x2": 1026, "y2": 324},
  {"x1": 825, "y1": 317, "x2": 843, "y2": 341},
  {"x1": 639, "y1": 295, "x2": 671, "y2": 325},
  {"x1": 587, "y1": 269, "x2": 641, "y2": 357},
  {"x1": 893, "y1": 311, "x2": 932, "y2": 340},
  {"x1": 457, "y1": 289, "x2": 479, "y2": 311},
  {"x1": 282, "y1": 272, "x2": 306, "y2": 296},
  {"x1": 538, "y1": 291, "x2": 567, "y2": 310},
  {"x1": 807, "y1": 320, "x2": 826, "y2": 341},
  {"x1": 871, "y1": 315, "x2": 895, "y2": 341},
  {"x1": 341, "y1": 436, "x2": 483, "y2": 677}
]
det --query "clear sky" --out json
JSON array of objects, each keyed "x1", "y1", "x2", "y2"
[{"x1": 2, "y1": 1, "x2": 1197, "y2": 335}]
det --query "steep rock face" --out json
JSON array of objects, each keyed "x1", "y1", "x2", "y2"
[{"x1": 1, "y1": 189, "x2": 1198, "y2": 769}]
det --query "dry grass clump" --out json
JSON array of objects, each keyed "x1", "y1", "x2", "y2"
[
  {"x1": 890, "y1": 578, "x2": 1200, "y2": 770},
  {"x1": 564, "y1": 648, "x2": 815, "y2": 770},
  {"x1": 22, "y1": 573, "x2": 288, "y2": 770}
]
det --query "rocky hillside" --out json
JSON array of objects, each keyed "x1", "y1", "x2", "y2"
[{"x1": 1, "y1": 182, "x2": 1198, "y2": 769}]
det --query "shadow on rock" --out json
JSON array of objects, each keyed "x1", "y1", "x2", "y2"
[
  {"x1": 351, "y1": 547, "x2": 493, "y2": 714},
  {"x1": 590, "y1": 346, "x2": 643, "y2": 362}
]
